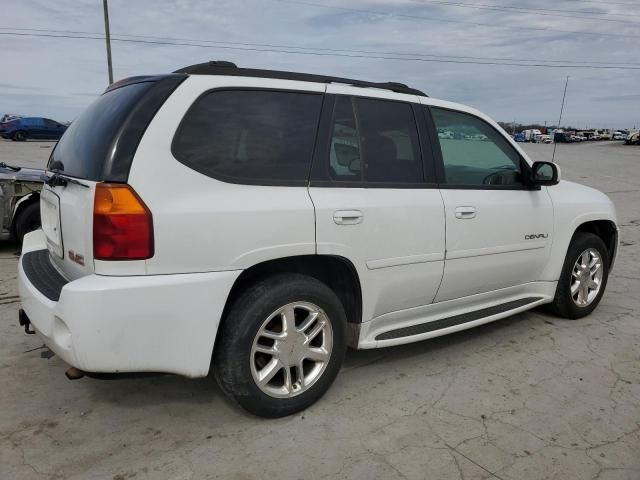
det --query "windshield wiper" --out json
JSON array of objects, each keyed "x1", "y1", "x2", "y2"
[{"x1": 0, "y1": 162, "x2": 20, "y2": 172}]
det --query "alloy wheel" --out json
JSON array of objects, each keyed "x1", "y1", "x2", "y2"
[
  {"x1": 570, "y1": 248, "x2": 604, "y2": 307},
  {"x1": 250, "y1": 302, "x2": 333, "y2": 398}
]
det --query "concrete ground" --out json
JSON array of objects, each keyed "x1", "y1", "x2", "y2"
[{"x1": 1, "y1": 138, "x2": 639, "y2": 480}]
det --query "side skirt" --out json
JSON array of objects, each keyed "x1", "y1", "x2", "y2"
[
  {"x1": 355, "y1": 282, "x2": 556, "y2": 349},
  {"x1": 376, "y1": 297, "x2": 540, "y2": 340}
]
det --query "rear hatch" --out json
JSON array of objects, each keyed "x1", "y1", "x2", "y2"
[{"x1": 41, "y1": 75, "x2": 185, "y2": 281}]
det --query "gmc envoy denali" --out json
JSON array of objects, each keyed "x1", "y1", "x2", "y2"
[{"x1": 18, "y1": 61, "x2": 618, "y2": 417}]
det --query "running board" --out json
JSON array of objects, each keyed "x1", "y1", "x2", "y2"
[{"x1": 375, "y1": 297, "x2": 542, "y2": 341}]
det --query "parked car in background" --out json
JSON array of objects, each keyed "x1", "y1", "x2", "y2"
[
  {"x1": 0, "y1": 163, "x2": 43, "y2": 243},
  {"x1": 0, "y1": 117, "x2": 67, "y2": 141},
  {"x1": 554, "y1": 132, "x2": 573, "y2": 143},
  {"x1": 598, "y1": 130, "x2": 612, "y2": 141},
  {"x1": 17, "y1": 62, "x2": 619, "y2": 417},
  {"x1": 572, "y1": 134, "x2": 586, "y2": 142},
  {"x1": 625, "y1": 131, "x2": 640, "y2": 145},
  {"x1": 612, "y1": 131, "x2": 626, "y2": 140},
  {"x1": 538, "y1": 134, "x2": 552, "y2": 144}
]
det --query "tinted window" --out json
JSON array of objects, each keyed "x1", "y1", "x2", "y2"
[
  {"x1": 172, "y1": 90, "x2": 323, "y2": 184},
  {"x1": 50, "y1": 82, "x2": 154, "y2": 179},
  {"x1": 23, "y1": 118, "x2": 43, "y2": 126},
  {"x1": 431, "y1": 108, "x2": 522, "y2": 186},
  {"x1": 328, "y1": 96, "x2": 422, "y2": 183},
  {"x1": 329, "y1": 96, "x2": 361, "y2": 179}
]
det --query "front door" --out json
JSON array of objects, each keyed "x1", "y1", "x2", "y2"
[
  {"x1": 425, "y1": 105, "x2": 554, "y2": 302},
  {"x1": 309, "y1": 89, "x2": 446, "y2": 322}
]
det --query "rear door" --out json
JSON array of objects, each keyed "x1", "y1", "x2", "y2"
[
  {"x1": 309, "y1": 88, "x2": 445, "y2": 322},
  {"x1": 424, "y1": 104, "x2": 554, "y2": 302}
]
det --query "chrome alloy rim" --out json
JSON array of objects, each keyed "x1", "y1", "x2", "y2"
[
  {"x1": 571, "y1": 248, "x2": 604, "y2": 307},
  {"x1": 250, "y1": 302, "x2": 333, "y2": 398}
]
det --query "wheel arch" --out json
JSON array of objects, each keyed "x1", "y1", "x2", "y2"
[
  {"x1": 11, "y1": 192, "x2": 40, "y2": 240},
  {"x1": 572, "y1": 219, "x2": 618, "y2": 270},
  {"x1": 220, "y1": 254, "x2": 363, "y2": 327}
]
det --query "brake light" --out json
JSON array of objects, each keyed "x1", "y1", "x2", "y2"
[{"x1": 93, "y1": 183, "x2": 153, "y2": 260}]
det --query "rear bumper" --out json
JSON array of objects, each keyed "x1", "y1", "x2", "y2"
[{"x1": 18, "y1": 230, "x2": 241, "y2": 377}]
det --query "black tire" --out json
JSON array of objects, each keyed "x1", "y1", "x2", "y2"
[
  {"x1": 547, "y1": 232, "x2": 609, "y2": 319},
  {"x1": 213, "y1": 273, "x2": 347, "y2": 418},
  {"x1": 14, "y1": 202, "x2": 41, "y2": 244},
  {"x1": 13, "y1": 131, "x2": 27, "y2": 142}
]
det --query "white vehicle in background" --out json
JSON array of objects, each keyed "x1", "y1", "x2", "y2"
[
  {"x1": 17, "y1": 61, "x2": 619, "y2": 417},
  {"x1": 612, "y1": 131, "x2": 626, "y2": 140},
  {"x1": 538, "y1": 134, "x2": 552, "y2": 144},
  {"x1": 625, "y1": 131, "x2": 639, "y2": 145},
  {"x1": 522, "y1": 129, "x2": 542, "y2": 142}
]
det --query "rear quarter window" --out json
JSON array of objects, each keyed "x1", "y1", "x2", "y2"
[{"x1": 172, "y1": 90, "x2": 323, "y2": 185}]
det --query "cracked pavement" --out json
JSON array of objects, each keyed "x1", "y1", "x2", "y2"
[{"x1": 0, "y1": 139, "x2": 638, "y2": 479}]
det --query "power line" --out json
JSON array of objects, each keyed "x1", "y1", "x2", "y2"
[
  {"x1": 3, "y1": 27, "x2": 640, "y2": 67},
  {"x1": 563, "y1": 0, "x2": 640, "y2": 7},
  {"x1": 410, "y1": 0, "x2": 640, "y2": 23},
  {"x1": 275, "y1": 0, "x2": 640, "y2": 39},
  {"x1": 2, "y1": 31, "x2": 640, "y2": 70}
]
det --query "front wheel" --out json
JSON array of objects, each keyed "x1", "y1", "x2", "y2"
[
  {"x1": 547, "y1": 232, "x2": 609, "y2": 319},
  {"x1": 214, "y1": 273, "x2": 347, "y2": 417}
]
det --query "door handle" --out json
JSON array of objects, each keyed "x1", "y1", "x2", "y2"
[
  {"x1": 333, "y1": 210, "x2": 363, "y2": 225},
  {"x1": 455, "y1": 206, "x2": 477, "y2": 219}
]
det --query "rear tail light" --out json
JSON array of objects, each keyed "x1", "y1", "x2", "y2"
[{"x1": 93, "y1": 183, "x2": 153, "y2": 260}]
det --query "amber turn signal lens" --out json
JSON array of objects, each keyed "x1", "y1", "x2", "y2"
[{"x1": 93, "y1": 183, "x2": 153, "y2": 260}]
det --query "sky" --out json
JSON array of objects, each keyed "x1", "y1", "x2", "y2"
[{"x1": 1, "y1": 0, "x2": 639, "y2": 129}]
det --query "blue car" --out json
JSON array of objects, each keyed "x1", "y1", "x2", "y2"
[{"x1": 0, "y1": 117, "x2": 67, "y2": 141}]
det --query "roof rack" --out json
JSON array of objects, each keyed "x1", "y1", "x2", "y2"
[{"x1": 173, "y1": 61, "x2": 427, "y2": 97}]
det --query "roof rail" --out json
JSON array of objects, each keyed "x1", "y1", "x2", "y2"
[{"x1": 173, "y1": 61, "x2": 427, "y2": 97}]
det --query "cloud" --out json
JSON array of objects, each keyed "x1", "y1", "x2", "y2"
[{"x1": 0, "y1": 0, "x2": 638, "y2": 127}]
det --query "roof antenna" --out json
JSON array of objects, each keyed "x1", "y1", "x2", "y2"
[{"x1": 552, "y1": 76, "x2": 569, "y2": 163}]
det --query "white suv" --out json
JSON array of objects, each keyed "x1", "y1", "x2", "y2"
[{"x1": 18, "y1": 62, "x2": 618, "y2": 417}]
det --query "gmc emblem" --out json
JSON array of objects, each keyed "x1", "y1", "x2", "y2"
[{"x1": 68, "y1": 250, "x2": 85, "y2": 266}]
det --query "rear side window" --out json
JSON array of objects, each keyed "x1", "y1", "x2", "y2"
[
  {"x1": 328, "y1": 96, "x2": 423, "y2": 184},
  {"x1": 172, "y1": 90, "x2": 323, "y2": 184},
  {"x1": 49, "y1": 82, "x2": 154, "y2": 180}
]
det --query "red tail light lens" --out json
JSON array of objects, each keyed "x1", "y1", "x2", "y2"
[{"x1": 93, "y1": 183, "x2": 153, "y2": 260}]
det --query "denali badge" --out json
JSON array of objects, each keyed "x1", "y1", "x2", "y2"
[
  {"x1": 68, "y1": 250, "x2": 85, "y2": 266},
  {"x1": 524, "y1": 234, "x2": 549, "y2": 240}
]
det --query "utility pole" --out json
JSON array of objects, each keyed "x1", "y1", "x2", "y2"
[{"x1": 103, "y1": 0, "x2": 113, "y2": 84}]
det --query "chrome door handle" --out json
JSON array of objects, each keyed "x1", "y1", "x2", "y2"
[
  {"x1": 455, "y1": 206, "x2": 477, "y2": 219},
  {"x1": 333, "y1": 210, "x2": 363, "y2": 225}
]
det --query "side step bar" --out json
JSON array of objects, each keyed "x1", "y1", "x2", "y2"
[{"x1": 375, "y1": 297, "x2": 542, "y2": 341}]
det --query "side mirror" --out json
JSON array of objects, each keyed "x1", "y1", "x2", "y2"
[{"x1": 530, "y1": 161, "x2": 560, "y2": 186}]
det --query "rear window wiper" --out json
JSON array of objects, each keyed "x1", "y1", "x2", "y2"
[{"x1": 42, "y1": 171, "x2": 90, "y2": 189}]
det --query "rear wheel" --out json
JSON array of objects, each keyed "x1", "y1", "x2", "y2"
[
  {"x1": 13, "y1": 131, "x2": 27, "y2": 142},
  {"x1": 214, "y1": 273, "x2": 347, "y2": 417},
  {"x1": 547, "y1": 232, "x2": 609, "y2": 319}
]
